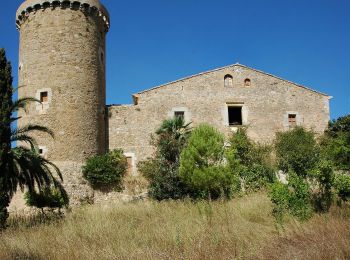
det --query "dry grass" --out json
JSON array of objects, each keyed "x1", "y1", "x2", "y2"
[
  {"x1": 0, "y1": 193, "x2": 349, "y2": 260},
  {"x1": 123, "y1": 175, "x2": 149, "y2": 196}
]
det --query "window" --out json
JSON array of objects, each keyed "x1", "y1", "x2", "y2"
[
  {"x1": 100, "y1": 51, "x2": 104, "y2": 63},
  {"x1": 36, "y1": 89, "x2": 52, "y2": 112},
  {"x1": 99, "y1": 47, "x2": 105, "y2": 65},
  {"x1": 38, "y1": 146, "x2": 47, "y2": 158},
  {"x1": 228, "y1": 106, "x2": 242, "y2": 126},
  {"x1": 244, "y1": 78, "x2": 251, "y2": 87},
  {"x1": 224, "y1": 74, "x2": 233, "y2": 87},
  {"x1": 288, "y1": 114, "x2": 297, "y2": 128},
  {"x1": 174, "y1": 111, "x2": 185, "y2": 120},
  {"x1": 126, "y1": 157, "x2": 133, "y2": 176},
  {"x1": 40, "y1": 91, "x2": 48, "y2": 103}
]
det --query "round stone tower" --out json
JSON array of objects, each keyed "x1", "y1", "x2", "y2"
[{"x1": 16, "y1": 0, "x2": 110, "y2": 203}]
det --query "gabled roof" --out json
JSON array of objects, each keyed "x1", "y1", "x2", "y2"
[{"x1": 135, "y1": 63, "x2": 331, "y2": 98}]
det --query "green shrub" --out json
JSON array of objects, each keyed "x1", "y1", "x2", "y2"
[
  {"x1": 25, "y1": 186, "x2": 69, "y2": 211},
  {"x1": 287, "y1": 173, "x2": 313, "y2": 220},
  {"x1": 269, "y1": 173, "x2": 313, "y2": 222},
  {"x1": 138, "y1": 159, "x2": 191, "y2": 200},
  {"x1": 334, "y1": 173, "x2": 350, "y2": 203},
  {"x1": 321, "y1": 115, "x2": 350, "y2": 171},
  {"x1": 309, "y1": 160, "x2": 335, "y2": 212},
  {"x1": 179, "y1": 124, "x2": 240, "y2": 199},
  {"x1": 275, "y1": 127, "x2": 320, "y2": 177},
  {"x1": 83, "y1": 149, "x2": 127, "y2": 190},
  {"x1": 227, "y1": 128, "x2": 275, "y2": 192},
  {"x1": 139, "y1": 117, "x2": 192, "y2": 200},
  {"x1": 268, "y1": 181, "x2": 290, "y2": 223}
]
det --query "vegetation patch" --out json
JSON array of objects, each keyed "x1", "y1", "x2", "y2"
[{"x1": 83, "y1": 149, "x2": 127, "y2": 191}]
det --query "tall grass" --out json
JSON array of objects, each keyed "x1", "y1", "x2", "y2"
[{"x1": 0, "y1": 193, "x2": 349, "y2": 259}]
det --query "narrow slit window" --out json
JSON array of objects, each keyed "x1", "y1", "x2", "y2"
[
  {"x1": 39, "y1": 149, "x2": 43, "y2": 155},
  {"x1": 174, "y1": 111, "x2": 185, "y2": 120},
  {"x1": 228, "y1": 107, "x2": 242, "y2": 126},
  {"x1": 126, "y1": 157, "x2": 133, "y2": 176},
  {"x1": 40, "y1": 91, "x2": 48, "y2": 103},
  {"x1": 288, "y1": 114, "x2": 297, "y2": 128},
  {"x1": 101, "y1": 52, "x2": 104, "y2": 63}
]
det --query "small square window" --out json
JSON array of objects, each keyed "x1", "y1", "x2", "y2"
[
  {"x1": 174, "y1": 111, "x2": 185, "y2": 120},
  {"x1": 228, "y1": 107, "x2": 242, "y2": 126},
  {"x1": 40, "y1": 91, "x2": 48, "y2": 103},
  {"x1": 288, "y1": 114, "x2": 297, "y2": 128},
  {"x1": 39, "y1": 149, "x2": 43, "y2": 154}
]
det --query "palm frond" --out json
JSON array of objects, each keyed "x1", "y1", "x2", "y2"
[
  {"x1": 12, "y1": 124, "x2": 54, "y2": 138},
  {"x1": 11, "y1": 146, "x2": 63, "y2": 192},
  {"x1": 11, "y1": 97, "x2": 40, "y2": 113},
  {"x1": 11, "y1": 134, "x2": 38, "y2": 151}
]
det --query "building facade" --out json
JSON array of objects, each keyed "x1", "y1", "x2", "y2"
[
  {"x1": 13, "y1": 0, "x2": 330, "y2": 207},
  {"x1": 108, "y1": 64, "x2": 331, "y2": 175}
]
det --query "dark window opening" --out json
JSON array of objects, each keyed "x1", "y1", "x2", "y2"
[
  {"x1": 39, "y1": 149, "x2": 43, "y2": 154},
  {"x1": 228, "y1": 107, "x2": 242, "y2": 126},
  {"x1": 174, "y1": 111, "x2": 185, "y2": 119},
  {"x1": 40, "y1": 91, "x2": 48, "y2": 102},
  {"x1": 288, "y1": 114, "x2": 297, "y2": 128},
  {"x1": 244, "y1": 78, "x2": 251, "y2": 87}
]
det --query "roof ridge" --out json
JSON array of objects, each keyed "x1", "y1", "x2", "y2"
[{"x1": 135, "y1": 63, "x2": 330, "y2": 97}]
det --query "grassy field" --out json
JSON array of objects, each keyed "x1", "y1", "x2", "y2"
[{"x1": 0, "y1": 193, "x2": 349, "y2": 260}]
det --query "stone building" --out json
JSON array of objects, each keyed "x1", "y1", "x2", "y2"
[
  {"x1": 13, "y1": 0, "x2": 331, "y2": 207},
  {"x1": 108, "y1": 63, "x2": 331, "y2": 175}
]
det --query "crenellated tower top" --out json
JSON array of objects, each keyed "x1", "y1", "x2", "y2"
[{"x1": 16, "y1": 0, "x2": 110, "y2": 31}]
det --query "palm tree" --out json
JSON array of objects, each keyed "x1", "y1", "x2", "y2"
[
  {"x1": 0, "y1": 49, "x2": 64, "y2": 228},
  {"x1": 155, "y1": 116, "x2": 192, "y2": 165}
]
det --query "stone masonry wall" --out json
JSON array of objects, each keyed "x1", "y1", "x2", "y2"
[
  {"x1": 108, "y1": 64, "x2": 330, "y2": 173},
  {"x1": 13, "y1": 1, "x2": 109, "y2": 209}
]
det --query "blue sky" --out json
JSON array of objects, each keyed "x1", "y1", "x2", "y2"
[{"x1": 1, "y1": 0, "x2": 349, "y2": 119}]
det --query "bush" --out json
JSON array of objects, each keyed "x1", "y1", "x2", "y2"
[
  {"x1": 269, "y1": 173, "x2": 313, "y2": 222},
  {"x1": 268, "y1": 181, "x2": 290, "y2": 223},
  {"x1": 321, "y1": 115, "x2": 350, "y2": 171},
  {"x1": 25, "y1": 186, "x2": 69, "y2": 211},
  {"x1": 179, "y1": 124, "x2": 240, "y2": 199},
  {"x1": 309, "y1": 160, "x2": 335, "y2": 212},
  {"x1": 287, "y1": 173, "x2": 313, "y2": 220},
  {"x1": 334, "y1": 173, "x2": 350, "y2": 204},
  {"x1": 83, "y1": 149, "x2": 127, "y2": 190},
  {"x1": 275, "y1": 127, "x2": 320, "y2": 177},
  {"x1": 139, "y1": 159, "x2": 191, "y2": 200},
  {"x1": 227, "y1": 128, "x2": 275, "y2": 192},
  {"x1": 139, "y1": 117, "x2": 192, "y2": 200}
]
